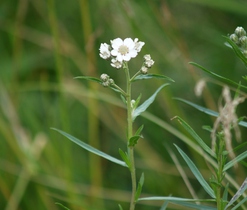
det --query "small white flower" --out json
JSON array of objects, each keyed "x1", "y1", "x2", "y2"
[
  {"x1": 111, "y1": 38, "x2": 138, "y2": 62},
  {"x1": 134, "y1": 38, "x2": 145, "y2": 52},
  {"x1": 111, "y1": 58, "x2": 123, "y2": 69},
  {"x1": 99, "y1": 43, "x2": 111, "y2": 59}
]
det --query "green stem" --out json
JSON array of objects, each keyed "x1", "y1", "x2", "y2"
[
  {"x1": 124, "y1": 62, "x2": 136, "y2": 210},
  {"x1": 216, "y1": 135, "x2": 225, "y2": 210}
]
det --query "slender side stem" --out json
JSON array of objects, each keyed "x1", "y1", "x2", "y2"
[
  {"x1": 216, "y1": 136, "x2": 225, "y2": 210},
  {"x1": 124, "y1": 63, "x2": 136, "y2": 210}
]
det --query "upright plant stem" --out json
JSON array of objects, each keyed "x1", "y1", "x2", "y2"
[
  {"x1": 124, "y1": 63, "x2": 136, "y2": 210},
  {"x1": 216, "y1": 136, "x2": 225, "y2": 210}
]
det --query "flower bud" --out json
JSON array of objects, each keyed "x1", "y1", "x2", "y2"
[
  {"x1": 144, "y1": 54, "x2": 151, "y2": 61},
  {"x1": 100, "y1": 74, "x2": 110, "y2": 82},
  {"x1": 230, "y1": 34, "x2": 239, "y2": 44},
  {"x1": 239, "y1": 36, "x2": 247, "y2": 48},
  {"x1": 145, "y1": 59, "x2": 155, "y2": 68},
  {"x1": 235, "y1": 26, "x2": 246, "y2": 37},
  {"x1": 141, "y1": 66, "x2": 148, "y2": 74}
]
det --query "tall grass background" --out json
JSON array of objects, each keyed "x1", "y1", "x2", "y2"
[{"x1": 1, "y1": 0, "x2": 247, "y2": 209}]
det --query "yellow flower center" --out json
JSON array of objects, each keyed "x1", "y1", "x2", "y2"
[{"x1": 118, "y1": 45, "x2": 129, "y2": 55}]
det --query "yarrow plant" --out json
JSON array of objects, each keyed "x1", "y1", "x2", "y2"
[
  {"x1": 53, "y1": 37, "x2": 172, "y2": 210},
  {"x1": 53, "y1": 28, "x2": 247, "y2": 210}
]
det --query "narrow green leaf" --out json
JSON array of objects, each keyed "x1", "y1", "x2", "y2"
[
  {"x1": 120, "y1": 94, "x2": 126, "y2": 105},
  {"x1": 135, "y1": 173, "x2": 145, "y2": 202},
  {"x1": 231, "y1": 196, "x2": 247, "y2": 210},
  {"x1": 132, "y1": 94, "x2": 142, "y2": 110},
  {"x1": 160, "y1": 201, "x2": 169, "y2": 210},
  {"x1": 132, "y1": 74, "x2": 174, "y2": 82},
  {"x1": 174, "y1": 145, "x2": 216, "y2": 199},
  {"x1": 52, "y1": 128, "x2": 127, "y2": 167},
  {"x1": 224, "y1": 151, "x2": 247, "y2": 171},
  {"x1": 173, "y1": 116, "x2": 215, "y2": 158},
  {"x1": 132, "y1": 83, "x2": 170, "y2": 121},
  {"x1": 119, "y1": 148, "x2": 130, "y2": 168},
  {"x1": 55, "y1": 203, "x2": 71, "y2": 210},
  {"x1": 118, "y1": 204, "x2": 123, "y2": 210},
  {"x1": 189, "y1": 62, "x2": 247, "y2": 90},
  {"x1": 135, "y1": 125, "x2": 144, "y2": 136},
  {"x1": 75, "y1": 76, "x2": 101, "y2": 84},
  {"x1": 138, "y1": 196, "x2": 216, "y2": 209},
  {"x1": 174, "y1": 97, "x2": 218, "y2": 117},
  {"x1": 128, "y1": 135, "x2": 142, "y2": 147},
  {"x1": 174, "y1": 97, "x2": 247, "y2": 128},
  {"x1": 224, "y1": 178, "x2": 247, "y2": 210}
]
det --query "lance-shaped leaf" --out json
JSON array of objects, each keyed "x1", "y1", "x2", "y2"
[
  {"x1": 128, "y1": 135, "x2": 142, "y2": 147},
  {"x1": 224, "y1": 178, "x2": 247, "y2": 210},
  {"x1": 160, "y1": 201, "x2": 169, "y2": 210},
  {"x1": 189, "y1": 62, "x2": 247, "y2": 90},
  {"x1": 172, "y1": 116, "x2": 215, "y2": 158},
  {"x1": 132, "y1": 74, "x2": 174, "y2": 82},
  {"x1": 135, "y1": 173, "x2": 145, "y2": 202},
  {"x1": 174, "y1": 98, "x2": 247, "y2": 128},
  {"x1": 52, "y1": 128, "x2": 127, "y2": 167},
  {"x1": 119, "y1": 148, "x2": 130, "y2": 168},
  {"x1": 224, "y1": 150, "x2": 247, "y2": 171},
  {"x1": 175, "y1": 145, "x2": 216, "y2": 199},
  {"x1": 132, "y1": 83, "x2": 170, "y2": 121},
  {"x1": 138, "y1": 197, "x2": 216, "y2": 210},
  {"x1": 75, "y1": 76, "x2": 101, "y2": 84}
]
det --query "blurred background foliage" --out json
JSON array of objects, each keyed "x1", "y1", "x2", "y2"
[{"x1": 1, "y1": 0, "x2": 247, "y2": 209}]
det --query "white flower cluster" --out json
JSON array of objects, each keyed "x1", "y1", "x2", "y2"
[
  {"x1": 140, "y1": 54, "x2": 155, "y2": 74},
  {"x1": 99, "y1": 38, "x2": 145, "y2": 69},
  {"x1": 100, "y1": 73, "x2": 114, "y2": 87}
]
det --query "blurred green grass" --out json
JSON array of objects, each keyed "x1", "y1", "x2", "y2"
[{"x1": 1, "y1": 0, "x2": 247, "y2": 209}]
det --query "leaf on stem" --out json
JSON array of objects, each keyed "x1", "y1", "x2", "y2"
[
  {"x1": 160, "y1": 201, "x2": 169, "y2": 210},
  {"x1": 75, "y1": 76, "x2": 101, "y2": 84},
  {"x1": 119, "y1": 148, "x2": 130, "y2": 168},
  {"x1": 132, "y1": 83, "x2": 170, "y2": 121},
  {"x1": 223, "y1": 150, "x2": 247, "y2": 171},
  {"x1": 128, "y1": 135, "x2": 142, "y2": 147},
  {"x1": 51, "y1": 128, "x2": 127, "y2": 167},
  {"x1": 132, "y1": 74, "x2": 174, "y2": 82},
  {"x1": 224, "y1": 178, "x2": 247, "y2": 210},
  {"x1": 138, "y1": 197, "x2": 216, "y2": 210},
  {"x1": 172, "y1": 116, "x2": 215, "y2": 158},
  {"x1": 135, "y1": 173, "x2": 145, "y2": 202},
  {"x1": 189, "y1": 62, "x2": 247, "y2": 90},
  {"x1": 55, "y1": 203, "x2": 71, "y2": 210},
  {"x1": 174, "y1": 97, "x2": 247, "y2": 128},
  {"x1": 118, "y1": 204, "x2": 123, "y2": 210},
  {"x1": 174, "y1": 144, "x2": 216, "y2": 199}
]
